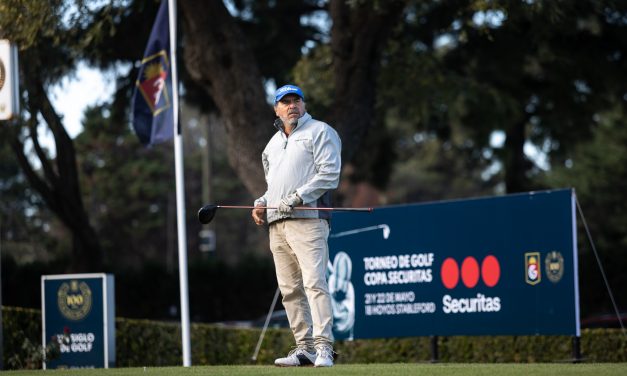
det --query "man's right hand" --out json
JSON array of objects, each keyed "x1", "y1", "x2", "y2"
[{"x1": 252, "y1": 205, "x2": 266, "y2": 226}]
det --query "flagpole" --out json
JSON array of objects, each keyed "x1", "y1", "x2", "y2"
[{"x1": 168, "y1": 0, "x2": 192, "y2": 367}]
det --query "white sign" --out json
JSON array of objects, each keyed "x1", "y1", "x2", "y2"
[{"x1": 0, "y1": 40, "x2": 19, "y2": 120}]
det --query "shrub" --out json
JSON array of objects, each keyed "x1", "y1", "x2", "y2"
[{"x1": 3, "y1": 306, "x2": 626, "y2": 369}]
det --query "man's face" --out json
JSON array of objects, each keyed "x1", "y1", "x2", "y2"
[{"x1": 274, "y1": 94, "x2": 305, "y2": 127}]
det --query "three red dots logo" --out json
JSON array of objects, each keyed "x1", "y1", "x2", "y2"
[{"x1": 440, "y1": 255, "x2": 501, "y2": 289}]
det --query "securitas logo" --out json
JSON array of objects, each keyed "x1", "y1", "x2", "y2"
[{"x1": 440, "y1": 255, "x2": 502, "y2": 314}]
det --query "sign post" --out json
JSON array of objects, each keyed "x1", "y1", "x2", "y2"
[
  {"x1": 41, "y1": 274, "x2": 115, "y2": 369},
  {"x1": 0, "y1": 40, "x2": 19, "y2": 369}
]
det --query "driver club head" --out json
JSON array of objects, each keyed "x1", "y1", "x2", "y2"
[{"x1": 198, "y1": 204, "x2": 219, "y2": 224}]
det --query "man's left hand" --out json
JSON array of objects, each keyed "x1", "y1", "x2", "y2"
[{"x1": 278, "y1": 193, "x2": 303, "y2": 214}]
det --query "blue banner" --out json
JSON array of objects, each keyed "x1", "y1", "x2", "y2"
[
  {"x1": 328, "y1": 189, "x2": 579, "y2": 339},
  {"x1": 131, "y1": 0, "x2": 173, "y2": 145}
]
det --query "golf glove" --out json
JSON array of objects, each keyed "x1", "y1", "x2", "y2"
[
  {"x1": 254, "y1": 197, "x2": 267, "y2": 207},
  {"x1": 278, "y1": 192, "x2": 302, "y2": 214}
]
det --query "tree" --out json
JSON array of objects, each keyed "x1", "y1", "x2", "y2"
[
  {"x1": 0, "y1": 138, "x2": 61, "y2": 263},
  {"x1": 3, "y1": 0, "x2": 626, "y2": 272},
  {"x1": 440, "y1": 0, "x2": 627, "y2": 192},
  {"x1": 0, "y1": 0, "x2": 112, "y2": 270},
  {"x1": 73, "y1": 104, "x2": 175, "y2": 267},
  {"x1": 543, "y1": 106, "x2": 627, "y2": 315},
  {"x1": 178, "y1": 0, "x2": 408, "y2": 197}
]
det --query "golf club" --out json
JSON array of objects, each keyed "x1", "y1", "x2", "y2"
[{"x1": 198, "y1": 204, "x2": 373, "y2": 224}]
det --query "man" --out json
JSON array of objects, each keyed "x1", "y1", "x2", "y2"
[{"x1": 252, "y1": 84, "x2": 341, "y2": 367}]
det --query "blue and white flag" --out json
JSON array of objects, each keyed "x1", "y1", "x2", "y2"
[{"x1": 131, "y1": 0, "x2": 173, "y2": 145}]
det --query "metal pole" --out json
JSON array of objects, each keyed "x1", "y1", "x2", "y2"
[
  {"x1": 576, "y1": 196, "x2": 626, "y2": 337},
  {"x1": 572, "y1": 336, "x2": 582, "y2": 363},
  {"x1": 430, "y1": 335, "x2": 439, "y2": 363},
  {"x1": 251, "y1": 287, "x2": 281, "y2": 362},
  {"x1": 201, "y1": 117, "x2": 211, "y2": 209},
  {"x1": 168, "y1": 0, "x2": 191, "y2": 366},
  {"x1": 199, "y1": 115, "x2": 215, "y2": 253},
  {"x1": 0, "y1": 214, "x2": 4, "y2": 370}
]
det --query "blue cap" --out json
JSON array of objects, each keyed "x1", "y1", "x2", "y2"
[{"x1": 274, "y1": 85, "x2": 305, "y2": 104}]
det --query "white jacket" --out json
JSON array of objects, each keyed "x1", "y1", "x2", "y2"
[{"x1": 256, "y1": 113, "x2": 342, "y2": 224}]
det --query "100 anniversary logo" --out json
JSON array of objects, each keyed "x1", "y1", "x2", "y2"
[
  {"x1": 57, "y1": 280, "x2": 93, "y2": 320},
  {"x1": 0, "y1": 57, "x2": 6, "y2": 91}
]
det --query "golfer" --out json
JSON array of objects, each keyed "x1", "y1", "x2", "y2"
[{"x1": 252, "y1": 84, "x2": 341, "y2": 367}]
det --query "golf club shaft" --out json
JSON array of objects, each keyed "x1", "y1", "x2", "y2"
[{"x1": 217, "y1": 205, "x2": 373, "y2": 212}]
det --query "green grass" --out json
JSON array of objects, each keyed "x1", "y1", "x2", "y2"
[{"x1": 2, "y1": 363, "x2": 627, "y2": 376}]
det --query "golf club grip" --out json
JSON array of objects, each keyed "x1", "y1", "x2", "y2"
[{"x1": 217, "y1": 205, "x2": 373, "y2": 212}]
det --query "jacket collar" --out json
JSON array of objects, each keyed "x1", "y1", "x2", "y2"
[{"x1": 297, "y1": 112, "x2": 312, "y2": 129}]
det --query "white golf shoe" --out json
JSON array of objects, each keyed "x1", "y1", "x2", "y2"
[
  {"x1": 314, "y1": 344, "x2": 334, "y2": 367},
  {"x1": 274, "y1": 347, "x2": 316, "y2": 367}
]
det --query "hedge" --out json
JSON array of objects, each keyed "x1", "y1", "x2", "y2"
[{"x1": 2, "y1": 306, "x2": 626, "y2": 369}]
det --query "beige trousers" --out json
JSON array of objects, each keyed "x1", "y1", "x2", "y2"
[{"x1": 269, "y1": 218, "x2": 334, "y2": 349}]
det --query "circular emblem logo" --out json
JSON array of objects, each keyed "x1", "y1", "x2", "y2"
[
  {"x1": 57, "y1": 280, "x2": 92, "y2": 320},
  {"x1": 0, "y1": 58, "x2": 6, "y2": 91},
  {"x1": 544, "y1": 251, "x2": 564, "y2": 283}
]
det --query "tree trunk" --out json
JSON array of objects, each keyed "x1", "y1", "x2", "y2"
[
  {"x1": 330, "y1": 0, "x2": 406, "y2": 161},
  {"x1": 504, "y1": 119, "x2": 533, "y2": 193},
  {"x1": 12, "y1": 68, "x2": 103, "y2": 272},
  {"x1": 11, "y1": 135, "x2": 103, "y2": 271},
  {"x1": 179, "y1": 0, "x2": 273, "y2": 197}
]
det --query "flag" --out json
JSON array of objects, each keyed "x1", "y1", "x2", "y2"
[{"x1": 131, "y1": 0, "x2": 174, "y2": 145}]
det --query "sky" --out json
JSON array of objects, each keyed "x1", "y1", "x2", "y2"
[{"x1": 46, "y1": 63, "x2": 115, "y2": 149}]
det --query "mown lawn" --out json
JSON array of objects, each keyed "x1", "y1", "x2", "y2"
[{"x1": 3, "y1": 363, "x2": 627, "y2": 376}]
